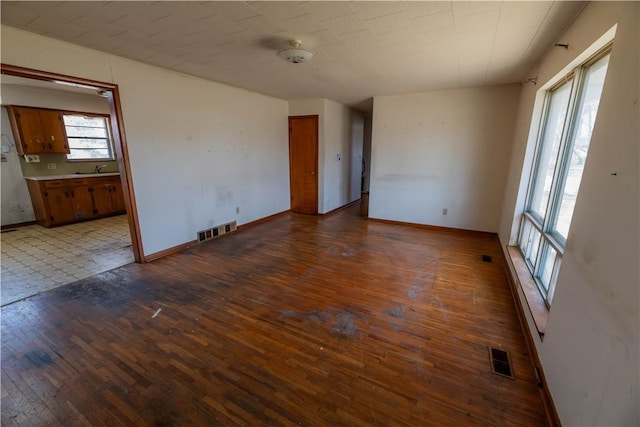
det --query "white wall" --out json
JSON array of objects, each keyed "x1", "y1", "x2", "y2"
[
  {"x1": 323, "y1": 99, "x2": 362, "y2": 213},
  {"x1": 2, "y1": 25, "x2": 290, "y2": 256},
  {"x1": 0, "y1": 107, "x2": 35, "y2": 225},
  {"x1": 289, "y1": 98, "x2": 363, "y2": 214},
  {"x1": 497, "y1": 2, "x2": 639, "y2": 425},
  {"x1": 369, "y1": 86, "x2": 520, "y2": 232},
  {"x1": 362, "y1": 115, "x2": 372, "y2": 193},
  {"x1": 349, "y1": 111, "x2": 364, "y2": 201}
]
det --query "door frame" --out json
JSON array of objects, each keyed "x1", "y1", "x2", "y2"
[
  {"x1": 288, "y1": 115, "x2": 319, "y2": 214},
  {"x1": 0, "y1": 63, "x2": 145, "y2": 263}
]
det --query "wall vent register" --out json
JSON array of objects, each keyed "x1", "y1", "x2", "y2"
[{"x1": 197, "y1": 221, "x2": 237, "y2": 243}]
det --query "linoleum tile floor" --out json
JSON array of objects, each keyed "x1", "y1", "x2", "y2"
[{"x1": 1, "y1": 215, "x2": 133, "y2": 306}]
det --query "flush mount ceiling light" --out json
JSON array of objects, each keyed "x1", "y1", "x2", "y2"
[{"x1": 277, "y1": 40, "x2": 314, "y2": 64}]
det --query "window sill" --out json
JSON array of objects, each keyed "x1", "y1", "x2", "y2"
[{"x1": 505, "y1": 246, "x2": 548, "y2": 337}]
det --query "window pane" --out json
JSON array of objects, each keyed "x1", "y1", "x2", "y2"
[
  {"x1": 68, "y1": 149, "x2": 110, "y2": 160},
  {"x1": 553, "y1": 54, "x2": 610, "y2": 239},
  {"x1": 528, "y1": 81, "x2": 573, "y2": 220},
  {"x1": 64, "y1": 114, "x2": 113, "y2": 161},
  {"x1": 524, "y1": 226, "x2": 541, "y2": 268},
  {"x1": 538, "y1": 244, "x2": 558, "y2": 292},
  {"x1": 67, "y1": 138, "x2": 110, "y2": 149},
  {"x1": 519, "y1": 218, "x2": 532, "y2": 254},
  {"x1": 65, "y1": 125, "x2": 107, "y2": 138},
  {"x1": 63, "y1": 115, "x2": 105, "y2": 128}
]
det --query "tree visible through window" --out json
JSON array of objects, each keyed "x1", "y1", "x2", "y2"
[
  {"x1": 519, "y1": 50, "x2": 610, "y2": 306},
  {"x1": 64, "y1": 114, "x2": 114, "y2": 161}
]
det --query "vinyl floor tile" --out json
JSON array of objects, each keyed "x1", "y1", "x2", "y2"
[{"x1": 1, "y1": 215, "x2": 133, "y2": 306}]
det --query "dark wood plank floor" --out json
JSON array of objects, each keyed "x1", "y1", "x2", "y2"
[{"x1": 1, "y1": 200, "x2": 546, "y2": 426}]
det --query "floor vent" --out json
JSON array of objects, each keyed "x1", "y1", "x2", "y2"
[
  {"x1": 481, "y1": 254, "x2": 492, "y2": 262},
  {"x1": 197, "y1": 221, "x2": 237, "y2": 243},
  {"x1": 489, "y1": 347, "x2": 514, "y2": 379}
]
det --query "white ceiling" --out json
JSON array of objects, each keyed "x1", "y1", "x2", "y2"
[{"x1": 1, "y1": 1, "x2": 586, "y2": 111}]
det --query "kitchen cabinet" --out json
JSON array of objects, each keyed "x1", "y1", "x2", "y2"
[
  {"x1": 26, "y1": 175, "x2": 125, "y2": 227},
  {"x1": 45, "y1": 183, "x2": 94, "y2": 223},
  {"x1": 92, "y1": 178, "x2": 125, "y2": 216},
  {"x1": 7, "y1": 106, "x2": 70, "y2": 155}
]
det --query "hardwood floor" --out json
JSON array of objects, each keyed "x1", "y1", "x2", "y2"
[{"x1": 1, "y1": 200, "x2": 546, "y2": 426}]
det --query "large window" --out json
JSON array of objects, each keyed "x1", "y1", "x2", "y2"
[
  {"x1": 64, "y1": 114, "x2": 114, "y2": 161},
  {"x1": 519, "y1": 49, "x2": 610, "y2": 306}
]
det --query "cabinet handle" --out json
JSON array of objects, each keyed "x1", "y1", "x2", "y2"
[
  {"x1": 50, "y1": 136, "x2": 55, "y2": 141},
  {"x1": 65, "y1": 191, "x2": 68, "y2": 198},
  {"x1": 48, "y1": 143, "x2": 52, "y2": 150},
  {"x1": 71, "y1": 190, "x2": 75, "y2": 197}
]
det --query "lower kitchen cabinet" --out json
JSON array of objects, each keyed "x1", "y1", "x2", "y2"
[
  {"x1": 26, "y1": 175, "x2": 126, "y2": 227},
  {"x1": 92, "y1": 178, "x2": 126, "y2": 216}
]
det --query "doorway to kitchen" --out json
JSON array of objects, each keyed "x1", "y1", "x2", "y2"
[{"x1": 0, "y1": 64, "x2": 142, "y2": 306}]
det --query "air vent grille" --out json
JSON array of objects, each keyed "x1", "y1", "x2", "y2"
[
  {"x1": 489, "y1": 347, "x2": 514, "y2": 379},
  {"x1": 197, "y1": 221, "x2": 237, "y2": 243}
]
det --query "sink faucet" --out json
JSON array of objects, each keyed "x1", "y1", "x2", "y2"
[{"x1": 95, "y1": 164, "x2": 108, "y2": 173}]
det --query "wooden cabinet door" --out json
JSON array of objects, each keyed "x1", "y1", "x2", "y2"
[
  {"x1": 69, "y1": 185, "x2": 94, "y2": 220},
  {"x1": 110, "y1": 180, "x2": 126, "y2": 213},
  {"x1": 11, "y1": 107, "x2": 46, "y2": 154},
  {"x1": 39, "y1": 110, "x2": 69, "y2": 154},
  {"x1": 92, "y1": 182, "x2": 114, "y2": 216},
  {"x1": 44, "y1": 187, "x2": 75, "y2": 224}
]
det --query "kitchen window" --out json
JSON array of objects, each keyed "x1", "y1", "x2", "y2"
[
  {"x1": 64, "y1": 114, "x2": 114, "y2": 161},
  {"x1": 518, "y1": 49, "x2": 610, "y2": 306}
]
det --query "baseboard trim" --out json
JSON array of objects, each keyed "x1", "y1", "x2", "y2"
[
  {"x1": 238, "y1": 209, "x2": 291, "y2": 229},
  {"x1": 144, "y1": 240, "x2": 197, "y2": 263},
  {"x1": 144, "y1": 210, "x2": 291, "y2": 263},
  {"x1": 367, "y1": 217, "x2": 496, "y2": 238},
  {"x1": 320, "y1": 199, "x2": 360, "y2": 216},
  {"x1": 502, "y1": 244, "x2": 561, "y2": 427},
  {"x1": 1, "y1": 221, "x2": 37, "y2": 231}
]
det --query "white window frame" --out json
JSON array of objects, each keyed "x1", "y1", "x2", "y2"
[
  {"x1": 64, "y1": 113, "x2": 115, "y2": 162},
  {"x1": 518, "y1": 46, "x2": 611, "y2": 307}
]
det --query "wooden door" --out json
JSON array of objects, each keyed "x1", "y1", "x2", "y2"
[
  {"x1": 110, "y1": 180, "x2": 126, "y2": 213},
  {"x1": 45, "y1": 187, "x2": 75, "y2": 223},
  {"x1": 289, "y1": 116, "x2": 318, "y2": 214},
  {"x1": 92, "y1": 182, "x2": 114, "y2": 216},
  {"x1": 70, "y1": 185, "x2": 94, "y2": 219},
  {"x1": 12, "y1": 107, "x2": 45, "y2": 154},
  {"x1": 39, "y1": 110, "x2": 69, "y2": 154}
]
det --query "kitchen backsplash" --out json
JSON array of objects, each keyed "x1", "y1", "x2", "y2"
[{"x1": 20, "y1": 153, "x2": 119, "y2": 177}]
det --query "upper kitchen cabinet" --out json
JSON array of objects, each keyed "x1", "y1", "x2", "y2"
[{"x1": 7, "y1": 106, "x2": 69, "y2": 155}]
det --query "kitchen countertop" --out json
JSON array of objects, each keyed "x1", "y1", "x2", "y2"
[{"x1": 25, "y1": 173, "x2": 121, "y2": 181}]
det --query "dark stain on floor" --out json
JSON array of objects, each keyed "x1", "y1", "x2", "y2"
[
  {"x1": 280, "y1": 308, "x2": 366, "y2": 339},
  {"x1": 22, "y1": 351, "x2": 54, "y2": 369},
  {"x1": 280, "y1": 309, "x2": 331, "y2": 323},
  {"x1": 333, "y1": 312, "x2": 358, "y2": 338},
  {"x1": 384, "y1": 304, "x2": 407, "y2": 318}
]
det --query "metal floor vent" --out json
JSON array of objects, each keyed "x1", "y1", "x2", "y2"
[
  {"x1": 197, "y1": 221, "x2": 237, "y2": 243},
  {"x1": 489, "y1": 347, "x2": 514, "y2": 379},
  {"x1": 481, "y1": 254, "x2": 492, "y2": 262}
]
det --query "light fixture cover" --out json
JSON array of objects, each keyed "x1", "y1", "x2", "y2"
[{"x1": 278, "y1": 40, "x2": 314, "y2": 64}]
